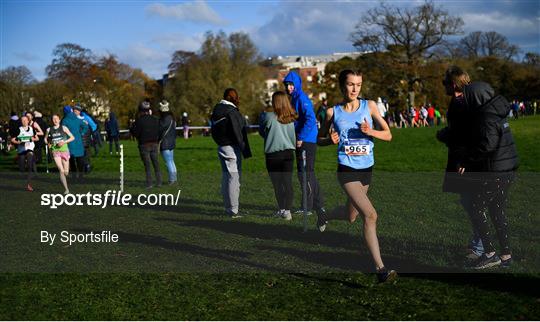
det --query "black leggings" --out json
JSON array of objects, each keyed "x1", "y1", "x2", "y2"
[
  {"x1": 109, "y1": 136, "x2": 120, "y2": 153},
  {"x1": 70, "y1": 156, "x2": 85, "y2": 179},
  {"x1": 295, "y1": 142, "x2": 324, "y2": 211},
  {"x1": 470, "y1": 174, "x2": 514, "y2": 255},
  {"x1": 18, "y1": 151, "x2": 34, "y2": 182},
  {"x1": 266, "y1": 150, "x2": 294, "y2": 210}
]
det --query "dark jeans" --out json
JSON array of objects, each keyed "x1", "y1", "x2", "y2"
[
  {"x1": 295, "y1": 142, "x2": 324, "y2": 211},
  {"x1": 139, "y1": 143, "x2": 162, "y2": 187},
  {"x1": 109, "y1": 136, "x2": 120, "y2": 153},
  {"x1": 469, "y1": 175, "x2": 514, "y2": 255},
  {"x1": 266, "y1": 149, "x2": 294, "y2": 210}
]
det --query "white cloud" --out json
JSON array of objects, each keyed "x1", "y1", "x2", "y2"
[
  {"x1": 251, "y1": 2, "x2": 374, "y2": 56},
  {"x1": 112, "y1": 31, "x2": 205, "y2": 79},
  {"x1": 151, "y1": 32, "x2": 203, "y2": 52},
  {"x1": 146, "y1": 1, "x2": 226, "y2": 25},
  {"x1": 115, "y1": 43, "x2": 170, "y2": 79},
  {"x1": 462, "y1": 12, "x2": 538, "y2": 36},
  {"x1": 14, "y1": 52, "x2": 40, "y2": 62}
]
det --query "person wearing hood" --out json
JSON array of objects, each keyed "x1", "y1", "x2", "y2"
[
  {"x1": 158, "y1": 100, "x2": 178, "y2": 185},
  {"x1": 211, "y1": 88, "x2": 252, "y2": 218},
  {"x1": 73, "y1": 105, "x2": 92, "y2": 173},
  {"x1": 283, "y1": 71, "x2": 325, "y2": 217},
  {"x1": 130, "y1": 101, "x2": 162, "y2": 188},
  {"x1": 62, "y1": 105, "x2": 87, "y2": 181},
  {"x1": 105, "y1": 112, "x2": 120, "y2": 155},
  {"x1": 437, "y1": 66, "x2": 484, "y2": 261},
  {"x1": 460, "y1": 81, "x2": 518, "y2": 269}
]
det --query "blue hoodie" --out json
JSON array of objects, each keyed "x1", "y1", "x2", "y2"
[
  {"x1": 61, "y1": 107, "x2": 86, "y2": 157},
  {"x1": 82, "y1": 111, "x2": 98, "y2": 132},
  {"x1": 283, "y1": 71, "x2": 317, "y2": 143}
]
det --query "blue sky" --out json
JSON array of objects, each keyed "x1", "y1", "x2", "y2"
[{"x1": 1, "y1": 0, "x2": 539, "y2": 80}]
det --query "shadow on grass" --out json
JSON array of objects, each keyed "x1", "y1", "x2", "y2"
[
  {"x1": 401, "y1": 273, "x2": 540, "y2": 298},
  {"x1": 154, "y1": 217, "x2": 364, "y2": 251},
  {"x1": 153, "y1": 217, "x2": 464, "y2": 273}
]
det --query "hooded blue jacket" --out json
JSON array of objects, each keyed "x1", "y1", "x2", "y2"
[
  {"x1": 82, "y1": 112, "x2": 98, "y2": 132},
  {"x1": 283, "y1": 71, "x2": 318, "y2": 143},
  {"x1": 61, "y1": 109, "x2": 86, "y2": 157}
]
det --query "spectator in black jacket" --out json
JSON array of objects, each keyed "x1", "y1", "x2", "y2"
[
  {"x1": 437, "y1": 66, "x2": 484, "y2": 260},
  {"x1": 130, "y1": 101, "x2": 162, "y2": 188},
  {"x1": 211, "y1": 88, "x2": 252, "y2": 218},
  {"x1": 105, "y1": 112, "x2": 120, "y2": 155},
  {"x1": 461, "y1": 81, "x2": 518, "y2": 269},
  {"x1": 158, "y1": 100, "x2": 177, "y2": 185},
  {"x1": 32, "y1": 111, "x2": 48, "y2": 164}
]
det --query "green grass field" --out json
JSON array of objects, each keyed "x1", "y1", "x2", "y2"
[{"x1": 1, "y1": 116, "x2": 539, "y2": 320}]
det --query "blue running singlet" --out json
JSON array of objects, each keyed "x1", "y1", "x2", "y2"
[{"x1": 333, "y1": 99, "x2": 374, "y2": 169}]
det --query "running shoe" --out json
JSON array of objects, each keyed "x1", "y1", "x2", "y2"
[
  {"x1": 465, "y1": 248, "x2": 483, "y2": 260},
  {"x1": 376, "y1": 267, "x2": 398, "y2": 283},
  {"x1": 282, "y1": 210, "x2": 292, "y2": 221},
  {"x1": 316, "y1": 208, "x2": 328, "y2": 232},
  {"x1": 294, "y1": 209, "x2": 312, "y2": 216},
  {"x1": 500, "y1": 257, "x2": 512, "y2": 268},
  {"x1": 26, "y1": 183, "x2": 33, "y2": 192},
  {"x1": 227, "y1": 210, "x2": 247, "y2": 219},
  {"x1": 472, "y1": 254, "x2": 501, "y2": 270},
  {"x1": 273, "y1": 210, "x2": 284, "y2": 218}
]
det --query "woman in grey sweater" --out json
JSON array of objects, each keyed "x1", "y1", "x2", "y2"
[{"x1": 259, "y1": 91, "x2": 298, "y2": 220}]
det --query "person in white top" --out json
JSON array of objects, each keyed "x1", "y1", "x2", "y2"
[{"x1": 11, "y1": 116, "x2": 39, "y2": 191}]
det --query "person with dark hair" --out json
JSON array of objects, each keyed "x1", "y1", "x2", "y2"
[
  {"x1": 316, "y1": 98, "x2": 328, "y2": 129},
  {"x1": 259, "y1": 91, "x2": 298, "y2": 220},
  {"x1": 130, "y1": 101, "x2": 162, "y2": 188},
  {"x1": 8, "y1": 112, "x2": 21, "y2": 139},
  {"x1": 32, "y1": 111, "x2": 48, "y2": 164},
  {"x1": 437, "y1": 65, "x2": 486, "y2": 261},
  {"x1": 211, "y1": 88, "x2": 252, "y2": 218},
  {"x1": 158, "y1": 100, "x2": 178, "y2": 185},
  {"x1": 105, "y1": 112, "x2": 120, "y2": 155},
  {"x1": 25, "y1": 111, "x2": 44, "y2": 171},
  {"x1": 283, "y1": 71, "x2": 325, "y2": 218},
  {"x1": 11, "y1": 115, "x2": 39, "y2": 191},
  {"x1": 460, "y1": 81, "x2": 519, "y2": 269},
  {"x1": 317, "y1": 69, "x2": 396, "y2": 283},
  {"x1": 62, "y1": 105, "x2": 87, "y2": 181},
  {"x1": 82, "y1": 109, "x2": 101, "y2": 156},
  {"x1": 45, "y1": 114, "x2": 75, "y2": 194}
]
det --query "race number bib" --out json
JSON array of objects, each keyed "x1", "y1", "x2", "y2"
[
  {"x1": 18, "y1": 135, "x2": 31, "y2": 143},
  {"x1": 344, "y1": 138, "x2": 371, "y2": 156},
  {"x1": 52, "y1": 136, "x2": 63, "y2": 145}
]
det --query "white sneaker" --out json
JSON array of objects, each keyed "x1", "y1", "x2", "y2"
[
  {"x1": 282, "y1": 210, "x2": 292, "y2": 221},
  {"x1": 274, "y1": 210, "x2": 284, "y2": 218},
  {"x1": 294, "y1": 209, "x2": 312, "y2": 216}
]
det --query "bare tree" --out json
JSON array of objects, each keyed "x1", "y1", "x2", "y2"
[
  {"x1": 46, "y1": 43, "x2": 94, "y2": 82},
  {"x1": 481, "y1": 31, "x2": 519, "y2": 60},
  {"x1": 523, "y1": 52, "x2": 540, "y2": 66},
  {"x1": 460, "y1": 31, "x2": 483, "y2": 57},
  {"x1": 350, "y1": 1, "x2": 463, "y2": 106}
]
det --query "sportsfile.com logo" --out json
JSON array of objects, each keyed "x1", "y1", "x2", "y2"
[{"x1": 40, "y1": 190, "x2": 181, "y2": 209}]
